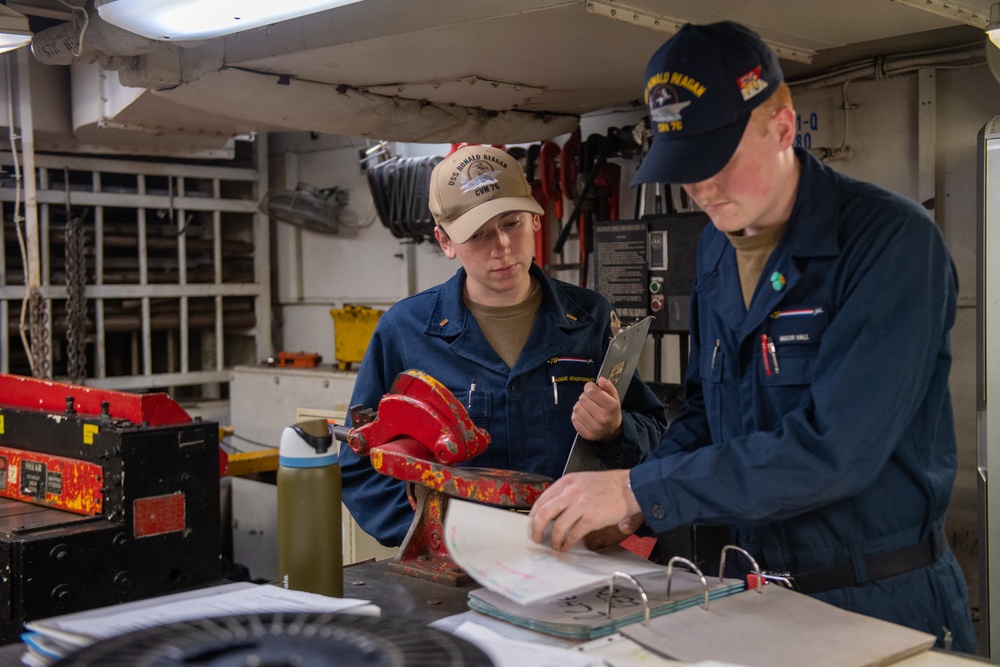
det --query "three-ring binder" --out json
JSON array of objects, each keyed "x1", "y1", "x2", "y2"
[
  {"x1": 606, "y1": 571, "x2": 650, "y2": 627},
  {"x1": 718, "y1": 544, "x2": 764, "y2": 593},
  {"x1": 619, "y1": 546, "x2": 939, "y2": 667},
  {"x1": 468, "y1": 542, "x2": 747, "y2": 640},
  {"x1": 602, "y1": 543, "x2": 763, "y2": 627},
  {"x1": 665, "y1": 556, "x2": 709, "y2": 609}
]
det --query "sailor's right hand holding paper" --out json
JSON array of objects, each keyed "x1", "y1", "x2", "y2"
[{"x1": 528, "y1": 469, "x2": 644, "y2": 551}]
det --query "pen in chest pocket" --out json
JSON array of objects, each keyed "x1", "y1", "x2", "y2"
[
  {"x1": 760, "y1": 334, "x2": 779, "y2": 376},
  {"x1": 760, "y1": 335, "x2": 771, "y2": 376},
  {"x1": 547, "y1": 356, "x2": 593, "y2": 405}
]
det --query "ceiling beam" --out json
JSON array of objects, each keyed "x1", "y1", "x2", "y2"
[
  {"x1": 889, "y1": 0, "x2": 990, "y2": 28},
  {"x1": 584, "y1": 0, "x2": 817, "y2": 63}
]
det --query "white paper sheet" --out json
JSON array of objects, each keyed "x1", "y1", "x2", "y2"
[
  {"x1": 443, "y1": 499, "x2": 661, "y2": 605},
  {"x1": 27, "y1": 582, "x2": 377, "y2": 642},
  {"x1": 452, "y1": 621, "x2": 597, "y2": 667}
]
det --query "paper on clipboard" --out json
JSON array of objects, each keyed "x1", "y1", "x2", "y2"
[{"x1": 562, "y1": 315, "x2": 653, "y2": 475}]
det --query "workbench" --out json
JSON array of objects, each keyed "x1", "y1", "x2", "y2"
[
  {"x1": 0, "y1": 559, "x2": 992, "y2": 666},
  {"x1": 336, "y1": 559, "x2": 992, "y2": 667}
]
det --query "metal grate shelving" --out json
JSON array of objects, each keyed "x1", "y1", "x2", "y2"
[{"x1": 0, "y1": 148, "x2": 271, "y2": 399}]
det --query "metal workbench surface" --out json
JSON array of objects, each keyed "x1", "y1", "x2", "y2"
[{"x1": 341, "y1": 557, "x2": 477, "y2": 623}]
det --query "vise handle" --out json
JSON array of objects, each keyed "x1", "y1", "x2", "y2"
[{"x1": 343, "y1": 370, "x2": 490, "y2": 466}]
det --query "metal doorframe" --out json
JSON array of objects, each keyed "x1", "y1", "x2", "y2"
[{"x1": 977, "y1": 114, "x2": 1000, "y2": 658}]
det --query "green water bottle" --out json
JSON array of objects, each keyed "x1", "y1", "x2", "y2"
[{"x1": 277, "y1": 418, "x2": 343, "y2": 597}]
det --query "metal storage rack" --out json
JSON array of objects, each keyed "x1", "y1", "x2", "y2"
[{"x1": 0, "y1": 147, "x2": 271, "y2": 398}]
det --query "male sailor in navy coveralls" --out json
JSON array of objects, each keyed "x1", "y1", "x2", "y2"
[
  {"x1": 340, "y1": 145, "x2": 667, "y2": 548},
  {"x1": 529, "y1": 21, "x2": 976, "y2": 652}
]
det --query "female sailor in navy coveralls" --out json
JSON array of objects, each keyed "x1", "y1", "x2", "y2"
[{"x1": 340, "y1": 145, "x2": 668, "y2": 549}]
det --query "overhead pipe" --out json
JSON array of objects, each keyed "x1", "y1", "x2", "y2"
[
  {"x1": 30, "y1": 1, "x2": 159, "y2": 67},
  {"x1": 789, "y1": 41, "x2": 983, "y2": 92}
]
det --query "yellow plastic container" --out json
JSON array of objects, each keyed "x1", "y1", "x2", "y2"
[{"x1": 330, "y1": 305, "x2": 384, "y2": 370}]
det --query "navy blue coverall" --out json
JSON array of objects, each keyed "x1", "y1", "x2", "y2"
[
  {"x1": 629, "y1": 148, "x2": 975, "y2": 651},
  {"x1": 340, "y1": 263, "x2": 668, "y2": 547}
]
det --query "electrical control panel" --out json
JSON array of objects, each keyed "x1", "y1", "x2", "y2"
[{"x1": 593, "y1": 213, "x2": 709, "y2": 333}]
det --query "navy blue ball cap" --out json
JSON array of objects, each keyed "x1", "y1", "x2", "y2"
[{"x1": 632, "y1": 21, "x2": 784, "y2": 186}]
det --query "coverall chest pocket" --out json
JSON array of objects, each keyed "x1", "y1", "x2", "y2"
[
  {"x1": 543, "y1": 378, "x2": 587, "y2": 414},
  {"x1": 761, "y1": 305, "x2": 827, "y2": 393},
  {"x1": 462, "y1": 388, "x2": 492, "y2": 433},
  {"x1": 462, "y1": 389, "x2": 502, "y2": 468},
  {"x1": 759, "y1": 342, "x2": 818, "y2": 422},
  {"x1": 760, "y1": 344, "x2": 817, "y2": 386},
  {"x1": 700, "y1": 343, "x2": 725, "y2": 439},
  {"x1": 543, "y1": 357, "x2": 594, "y2": 416},
  {"x1": 542, "y1": 378, "x2": 587, "y2": 468}
]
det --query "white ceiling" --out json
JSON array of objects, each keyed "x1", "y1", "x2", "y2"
[{"x1": 8, "y1": 0, "x2": 994, "y2": 145}]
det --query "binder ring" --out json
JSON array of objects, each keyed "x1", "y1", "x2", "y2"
[
  {"x1": 719, "y1": 545, "x2": 764, "y2": 593},
  {"x1": 605, "y1": 571, "x2": 651, "y2": 627},
  {"x1": 665, "y1": 556, "x2": 709, "y2": 610}
]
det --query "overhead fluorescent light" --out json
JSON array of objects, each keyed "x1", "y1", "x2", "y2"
[
  {"x1": 94, "y1": 0, "x2": 364, "y2": 41},
  {"x1": 0, "y1": 5, "x2": 32, "y2": 55}
]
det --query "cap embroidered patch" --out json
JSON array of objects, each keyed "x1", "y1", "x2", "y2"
[
  {"x1": 648, "y1": 86, "x2": 692, "y2": 132},
  {"x1": 646, "y1": 73, "x2": 704, "y2": 133},
  {"x1": 458, "y1": 159, "x2": 503, "y2": 194},
  {"x1": 737, "y1": 66, "x2": 768, "y2": 101}
]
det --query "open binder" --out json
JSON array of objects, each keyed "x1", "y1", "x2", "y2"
[
  {"x1": 467, "y1": 555, "x2": 744, "y2": 639},
  {"x1": 618, "y1": 548, "x2": 937, "y2": 667},
  {"x1": 446, "y1": 502, "x2": 752, "y2": 640}
]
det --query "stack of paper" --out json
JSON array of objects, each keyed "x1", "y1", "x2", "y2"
[
  {"x1": 443, "y1": 499, "x2": 745, "y2": 639},
  {"x1": 444, "y1": 499, "x2": 664, "y2": 605},
  {"x1": 21, "y1": 582, "x2": 378, "y2": 666}
]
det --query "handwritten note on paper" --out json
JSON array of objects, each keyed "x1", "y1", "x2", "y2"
[{"x1": 443, "y1": 499, "x2": 661, "y2": 606}]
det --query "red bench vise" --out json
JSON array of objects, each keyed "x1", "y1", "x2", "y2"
[{"x1": 341, "y1": 370, "x2": 552, "y2": 585}]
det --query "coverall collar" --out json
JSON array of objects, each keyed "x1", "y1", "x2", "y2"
[
  {"x1": 423, "y1": 263, "x2": 598, "y2": 375},
  {"x1": 699, "y1": 148, "x2": 841, "y2": 336}
]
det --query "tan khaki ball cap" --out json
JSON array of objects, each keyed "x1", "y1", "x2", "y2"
[{"x1": 428, "y1": 145, "x2": 544, "y2": 244}]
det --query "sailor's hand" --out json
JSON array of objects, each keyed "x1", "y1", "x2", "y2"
[
  {"x1": 572, "y1": 376, "x2": 624, "y2": 444},
  {"x1": 582, "y1": 512, "x2": 644, "y2": 550},
  {"x1": 528, "y1": 469, "x2": 641, "y2": 551}
]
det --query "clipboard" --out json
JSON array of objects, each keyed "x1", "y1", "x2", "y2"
[{"x1": 562, "y1": 315, "x2": 653, "y2": 475}]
